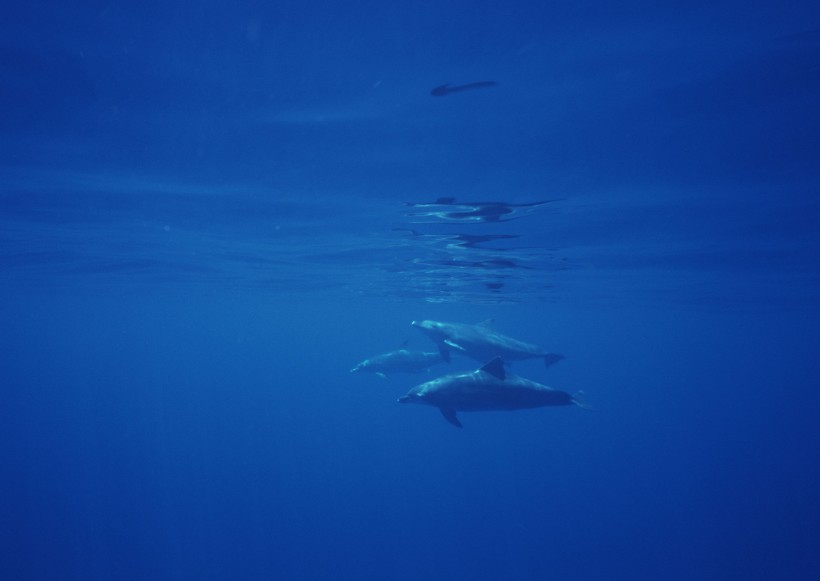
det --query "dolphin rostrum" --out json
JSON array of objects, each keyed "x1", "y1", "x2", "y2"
[
  {"x1": 350, "y1": 349, "x2": 446, "y2": 379},
  {"x1": 398, "y1": 357, "x2": 587, "y2": 428},
  {"x1": 411, "y1": 319, "x2": 563, "y2": 368}
]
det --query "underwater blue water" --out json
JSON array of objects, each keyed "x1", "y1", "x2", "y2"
[{"x1": 2, "y1": 1, "x2": 820, "y2": 580}]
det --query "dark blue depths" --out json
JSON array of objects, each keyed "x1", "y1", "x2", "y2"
[{"x1": 2, "y1": 292, "x2": 819, "y2": 580}]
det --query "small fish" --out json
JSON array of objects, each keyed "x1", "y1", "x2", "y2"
[{"x1": 430, "y1": 81, "x2": 499, "y2": 96}]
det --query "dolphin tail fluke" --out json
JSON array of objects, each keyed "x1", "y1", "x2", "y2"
[
  {"x1": 572, "y1": 390, "x2": 595, "y2": 411},
  {"x1": 544, "y1": 353, "x2": 564, "y2": 368},
  {"x1": 439, "y1": 407, "x2": 463, "y2": 428}
]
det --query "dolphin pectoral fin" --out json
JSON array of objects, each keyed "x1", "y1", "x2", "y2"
[
  {"x1": 438, "y1": 344, "x2": 451, "y2": 363},
  {"x1": 544, "y1": 353, "x2": 564, "y2": 368},
  {"x1": 439, "y1": 407, "x2": 463, "y2": 428},
  {"x1": 479, "y1": 357, "x2": 506, "y2": 380},
  {"x1": 572, "y1": 391, "x2": 595, "y2": 411},
  {"x1": 476, "y1": 318, "x2": 495, "y2": 328},
  {"x1": 443, "y1": 339, "x2": 466, "y2": 352},
  {"x1": 376, "y1": 372, "x2": 387, "y2": 380}
]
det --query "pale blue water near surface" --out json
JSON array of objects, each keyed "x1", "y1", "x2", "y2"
[{"x1": 2, "y1": 2, "x2": 820, "y2": 579}]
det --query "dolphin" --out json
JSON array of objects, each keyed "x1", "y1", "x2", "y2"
[
  {"x1": 398, "y1": 357, "x2": 587, "y2": 428},
  {"x1": 350, "y1": 349, "x2": 446, "y2": 379},
  {"x1": 411, "y1": 319, "x2": 563, "y2": 368},
  {"x1": 430, "y1": 81, "x2": 499, "y2": 96}
]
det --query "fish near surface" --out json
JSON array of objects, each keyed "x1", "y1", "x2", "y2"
[
  {"x1": 411, "y1": 319, "x2": 563, "y2": 368},
  {"x1": 398, "y1": 357, "x2": 587, "y2": 428}
]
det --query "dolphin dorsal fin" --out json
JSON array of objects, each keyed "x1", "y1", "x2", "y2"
[
  {"x1": 479, "y1": 357, "x2": 506, "y2": 380},
  {"x1": 476, "y1": 318, "x2": 495, "y2": 328}
]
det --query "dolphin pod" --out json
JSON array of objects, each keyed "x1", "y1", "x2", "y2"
[
  {"x1": 349, "y1": 319, "x2": 584, "y2": 428},
  {"x1": 399, "y1": 357, "x2": 588, "y2": 428},
  {"x1": 411, "y1": 319, "x2": 563, "y2": 368}
]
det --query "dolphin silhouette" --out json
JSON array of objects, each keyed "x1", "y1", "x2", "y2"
[
  {"x1": 412, "y1": 319, "x2": 563, "y2": 368},
  {"x1": 399, "y1": 357, "x2": 587, "y2": 428},
  {"x1": 430, "y1": 81, "x2": 499, "y2": 96}
]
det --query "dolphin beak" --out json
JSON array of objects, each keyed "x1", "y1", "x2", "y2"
[
  {"x1": 398, "y1": 395, "x2": 412, "y2": 403},
  {"x1": 410, "y1": 320, "x2": 419, "y2": 327}
]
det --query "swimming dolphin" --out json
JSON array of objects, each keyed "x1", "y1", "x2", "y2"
[
  {"x1": 430, "y1": 81, "x2": 499, "y2": 96},
  {"x1": 398, "y1": 357, "x2": 586, "y2": 428},
  {"x1": 411, "y1": 319, "x2": 563, "y2": 368},
  {"x1": 350, "y1": 349, "x2": 446, "y2": 379}
]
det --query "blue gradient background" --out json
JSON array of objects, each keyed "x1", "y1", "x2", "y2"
[{"x1": 2, "y1": 1, "x2": 820, "y2": 579}]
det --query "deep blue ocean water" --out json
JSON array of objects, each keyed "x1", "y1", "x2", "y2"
[{"x1": 2, "y1": 2, "x2": 820, "y2": 580}]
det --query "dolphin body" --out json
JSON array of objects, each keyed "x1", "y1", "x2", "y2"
[
  {"x1": 430, "y1": 81, "x2": 499, "y2": 96},
  {"x1": 350, "y1": 349, "x2": 446, "y2": 379},
  {"x1": 399, "y1": 357, "x2": 586, "y2": 428},
  {"x1": 412, "y1": 319, "x2": 563, "y2": 368}
]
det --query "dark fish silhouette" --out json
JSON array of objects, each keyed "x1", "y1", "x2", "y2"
[{"x1": 430, "y1": 81, "x2": 499, "y2": 96}]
